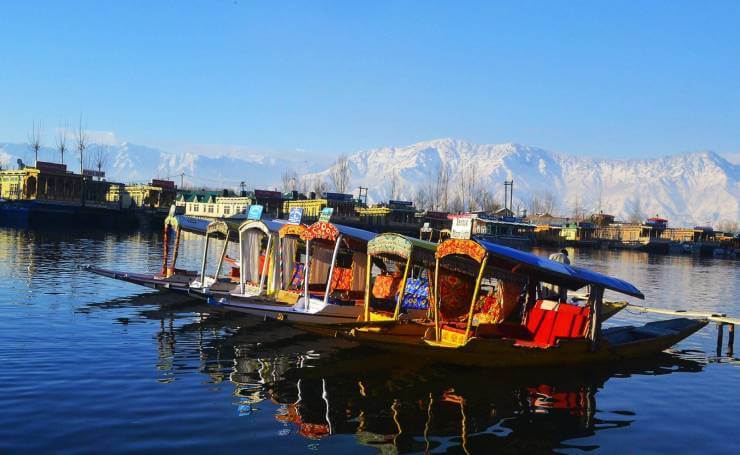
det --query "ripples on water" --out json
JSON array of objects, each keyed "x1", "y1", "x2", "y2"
[{"x1": 0, "y1": 225, "x2": 737, "y2": 454}]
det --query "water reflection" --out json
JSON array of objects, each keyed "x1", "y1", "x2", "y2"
[
  {"x1": 96, "y1": 293, "x2": 709, "y2": 454},
  {"x1": 3, "y1": 225, "x2": 736, "y2": 453}
]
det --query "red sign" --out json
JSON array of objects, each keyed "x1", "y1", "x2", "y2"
[{"x1": 151, "y1": 179, "x2": 175, "y2": 189}]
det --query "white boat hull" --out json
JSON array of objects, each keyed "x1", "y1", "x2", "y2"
[{"x1": 210, "y1": 294, "x2": 363, "y2": 325}]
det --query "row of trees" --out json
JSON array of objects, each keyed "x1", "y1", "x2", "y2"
[{"x1": 25, "y1": 118, "x2": 110, "y2": 179}]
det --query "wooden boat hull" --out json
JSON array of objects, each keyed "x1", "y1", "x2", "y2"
[
  {"x1": 84, "y1": 265, "x2": 193, "y2": 294},
  {"x1": 293, "y1": 300, "x2": 629, "y2": 342},
  {"x1": 340, "y1": 318, "x2": 707, "y2": 368}
]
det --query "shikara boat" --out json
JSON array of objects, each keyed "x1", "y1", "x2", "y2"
[
  {"x1": 187, "y1": 218, "x2": 252, "y2": 298},
  {"x1": 334, "y1": 238, "x2": 707, "y2": 367},
  {"x1": 294, "y1": 233, "x2": 627, "y2": 339},
  {"x1": 208, "y1": 220, "x2": 376, "y2": 324},
  {"x1": 84, "y1": 213, "x2": 210, "y2": 293}
]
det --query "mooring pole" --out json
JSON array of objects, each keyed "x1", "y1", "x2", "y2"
[
  {"x1": 716, "y1": 323, "x2": 724, "y2": 357},
  {"x1": 728, "y1": 324, "x2": 735, "y2": 357}
]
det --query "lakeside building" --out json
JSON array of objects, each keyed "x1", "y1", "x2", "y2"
[
  {"x1": 560, "y1": 221, "x2": 598, "y2": 246},
  {"x1": 121, "y1": 179, "x2": 177, "y2": 213},
  {"x1": 178, "y1": 194, "x2": 252, "y2": 219},
  {"x1": 0, "y1": 162, "x2": 175, "y2": 224},
  {"x1": 0, "y1": 161, "x2": 121, "y2": 210},
  {"x1": 448, "y1": 212, "x2": 536, "y2": 248},
  {"x1": 282, "y1": 192, "x2": 358, "y2": 221}
]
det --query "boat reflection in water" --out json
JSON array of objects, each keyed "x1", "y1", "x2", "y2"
[
  {"x1": 229, "y1": 346, "x2": 704, "y2": 453},
  {"x1": 81, "y1": 295, "x2": 707, "y2": 453}
]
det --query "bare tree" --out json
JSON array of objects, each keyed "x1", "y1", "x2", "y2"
[
  {"x1": 328, "y1": 154, "x2": 351, "y2": 193},
  {"x1": 75, "y1": 115, "x2": 88, "y2": 175},
  {"x1": 529, "y1": 189, "x2": 559, "y2": 216},
  {"x1": 413, "y1": 187, "x2": 429, "y2": 210},
  {"x1": 626, "y1": 195, "x2": 644, "y2": 224},
  {"x1": 297, "y1": 175, "x2": 309, "y2": 194},
  {"x1": 27, "y1": 121, "x2": 43, "y2": 166},
  {"x1": 716, "y1": 219, "x2": 738, "y2": 233},
  {"x1": 312, "y1": 176, "x2": 328, "y2": 197},
  {"x1": 479, "y1": 189, "x2": 501, "y2": 213},
  {"x1": 438, "y1": 162, "x2": 451, "y2": 212},
  {"x1": 88, "y1": 144, "x2": 110, "y2": 180},
  {"x1": 571, "y1": 193, "x2": 585, "y2": 221},
  {"x1": 281, "y1": 169, "x2": 298, "y2": 192},
  {"x1": 56, "y1": 124, "x2": 68, "y2": 165}
]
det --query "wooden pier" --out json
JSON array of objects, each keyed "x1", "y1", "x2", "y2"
[{"x1": 626, "y1": 304, "x2": 738, "y2": 357}]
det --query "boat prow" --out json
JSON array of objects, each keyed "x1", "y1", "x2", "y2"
[{"x1": 84, "y1": 265, "x2": 195, "y2": 294}]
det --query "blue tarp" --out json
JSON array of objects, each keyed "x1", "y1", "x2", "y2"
[
  {"x1": 474, "y1": 238, "x2": 644, "y2": 299},
  {"x1": 332, "y1": 223, "x2": 377, "y2": 243}
]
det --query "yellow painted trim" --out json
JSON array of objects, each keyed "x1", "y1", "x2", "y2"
[
  {"x1": 363, "y1": 254, "x2": 372, "y2": 322},
  {"x1": 392, "y1": 256, "x2": 411, "y2": 319},
  {"x1": 464, "y1": 254, "x2": 489, "y2": 340}
]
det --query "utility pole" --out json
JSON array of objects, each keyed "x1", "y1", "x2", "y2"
[
  {"x1": 358, "y1": 186, "x2": 368, "y2": 206},
  {"x1": 179, "y1": 172, "x2": 185, "y2": 189},
  {"x1": 504, "y1": 180, "x2": 514, "y2": 214},
  {"x1": 240, "y1": 181, "x2": 246, "y2": 197}
]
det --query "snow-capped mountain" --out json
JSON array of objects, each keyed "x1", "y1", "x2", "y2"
[
  {"x1": 2, "y1": 138, "x2": 737, "y2": 227},
  {"x1": 307, "y1": 138, "x2": 739, "y2": 227},
  {"x1": 0, "y1": 141, "x2": 309, "y2": 189}
]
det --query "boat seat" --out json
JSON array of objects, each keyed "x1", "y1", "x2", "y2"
[
  {"x1": 329, "y1": 267, "x2": 353, "y2": 293},
  {"x1": 372, "y1": 273, "x2": 402, "y2": 299},
  {"x1": 438, "y1": 272, "x2": 474, "y2": 321},
  {"x1": 401, "y1": 277, "x2": 430, "y2": 310},
  {"x1": 514, "y1": 301, "x2": 590, "y2": 348},
  {"x1": 287, "y1": 263, "x2": 305, "y2": 290}
]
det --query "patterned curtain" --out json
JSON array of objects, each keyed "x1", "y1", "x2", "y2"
[
  {"x1": 309, "y1": 244, "x2": 333, "y2": 285},
  {"x1": 241, "y1": 230, "x2": 263, "y2": 284},
  {"x1": 281, "y1": 237, "x2": 297, "y2": 289}
]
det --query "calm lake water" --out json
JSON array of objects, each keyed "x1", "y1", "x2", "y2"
[{"x1": 0, "y1": 225, "x2": 738, "y2": 454}]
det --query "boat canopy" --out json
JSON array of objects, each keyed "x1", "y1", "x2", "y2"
[
  {"x1": 474, "y1": 238, "x2": 644, "y2": 299},
  {"x1": 164, "y1": 214, "x2": 210, "y2": 235},
  {"x1": 238, "y1": 218, "x2": 287, "y2": 235},
  {"x1": 301, "y1": 221, "x2": 376, "y2": 243},
  {"x1": 206, "y1": 219, "x2": 241, "y2": 240},
  {"x1": 436, "y1": 238, "x2": 487, "y2": 263},
  {"x1": 279, "y1": 223, "x2": 307, "y2": 238},
  {"x1": 368, "y1": 233, "x2": 437, "y2": 267}
]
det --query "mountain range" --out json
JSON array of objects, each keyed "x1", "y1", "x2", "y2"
[{"x1": 1, "y1": 138, "x2": 737, "y2": 228}]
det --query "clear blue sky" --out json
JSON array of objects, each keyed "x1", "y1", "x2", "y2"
[{"x1": 1, "y1": 1, "x2": 738, "y2": 159}]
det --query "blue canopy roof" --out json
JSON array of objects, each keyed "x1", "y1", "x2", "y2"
[
  {"x1": 166, "y1": 215, "x2": 210, "y2": 235},
  {"x1": 475, "y1": 238, "x2": 644, "y2": 299},
  {"x1": 333, "y1": 223, "x2": 377, "y2": 243}
]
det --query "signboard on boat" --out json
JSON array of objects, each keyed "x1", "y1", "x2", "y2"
[
  {"x1": 247, "y1": 205, "x2": 264, "y2": 220},
  {"x1": 451, "y1": 217, "x2": 473, "y2": 239},
  {"x1": 288, "y1": 207, "x2": 303, "y2": 225},
  {"x1": 319, "y1": 207, "x2": 334, "y2": 222}
]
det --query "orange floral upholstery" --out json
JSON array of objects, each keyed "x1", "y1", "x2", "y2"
[
  {"x1": 438, "y1": 272, "x2": 473, "y2": 321},
  {"x1": 472, "y1": 294, "x2": 501, "y2": 324},
  {"x1": 329, "y1": 267, "x2": 353, "y2": 293},
  {"x1": 372, "y1": 273, "x2": 402, "y2": 299}
]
